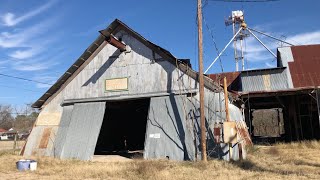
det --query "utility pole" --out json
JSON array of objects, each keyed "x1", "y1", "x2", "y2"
[{"x1": 197, "y1": 0, "x2": 207, "y2": 162}]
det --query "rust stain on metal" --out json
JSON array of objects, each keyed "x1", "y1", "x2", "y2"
[
  {"x1": 289, "y1": 45, "x2": 320, "y2": 88},
  {"x1": 39, "y1": 128, "x2": 52, "y2": 149},
  {"x1": 99, "y1": 30, "x2": 127, "y2": 51},
  {"x1": 236, "y1": 121, "x2": 253, "y2": 146},
  {"x1": 208, "y1": 72, "x2": 240, "y2": 87}
]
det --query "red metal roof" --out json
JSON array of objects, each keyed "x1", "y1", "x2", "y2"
[
  {"x1": 0, "y1": 128, "x2": 7, "y2": 133},
  {"x1": 289, "y1": 44, "x2": 320, "y2": 88},
  {"x1": 208, "y1": 72, "x2": 240, "y2": 88}
]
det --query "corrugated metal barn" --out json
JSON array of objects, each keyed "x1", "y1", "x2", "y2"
[
  {"x1": 23, "y1": 19, "x2": 245, "y2": 161},
  {"x1": 210, "y1": 44, "x2": 320, "y2": 142}
]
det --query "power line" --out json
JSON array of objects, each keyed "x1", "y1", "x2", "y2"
[
  {"x1": 203, "y1": 15, "x2": 224, "y2": 72},
  {"x1": 0, "y1": 84, "x2": 43, "y2": 93},
  {"x1": 0, "y1": 73, "x2": 53, "y2": 85},
  {"x1": 207, "y1": 0, "x2": 280, "y2": 2}
]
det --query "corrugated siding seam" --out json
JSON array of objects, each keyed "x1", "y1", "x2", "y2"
[{"x1": 241, "y1": 69, "x2": 288, "y2": 92}]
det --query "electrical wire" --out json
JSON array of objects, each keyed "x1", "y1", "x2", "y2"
[
  {"x1": 207, "y1": 0, "x2": 280, "y2": 2},
  {"x1": 0, "y1": 84, "x2": 43, "y2": 93},
  {"x1": 244, "y1": 36, "x2": 249, "y2": 70},
  {"x1": 0, "y1": 73, "x2": 53, "y2": 85},
  {"x1": 202, "y1": 15, "x2": 224, "y2": 72}
]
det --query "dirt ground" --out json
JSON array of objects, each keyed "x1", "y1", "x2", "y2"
[{"x1": 1, "y1": 141, "x2": 320, "y2": 180}]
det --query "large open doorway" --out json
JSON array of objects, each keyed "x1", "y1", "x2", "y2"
[{"x1": 94, "y1": 98, "x2": 150, "y2": 159}]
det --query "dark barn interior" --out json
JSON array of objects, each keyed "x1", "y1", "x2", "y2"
[
  {"x1": 243, "y1": 92, "x2": 320, "y2": 143},
  {"x1": 94, "y1": 98, "x2": 150, "y2": 157}
]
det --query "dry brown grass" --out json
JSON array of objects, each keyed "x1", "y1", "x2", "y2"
[
  {"x1": 0, "y1": 141, "x2": 25, "y2": 151},
  {"x1": 1, "y1": 141, "x2": 320, "y2": 180}
]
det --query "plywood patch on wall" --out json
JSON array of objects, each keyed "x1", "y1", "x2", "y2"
[{"x1": 36, "y1": 112, "x2": 62, "y2": 126}]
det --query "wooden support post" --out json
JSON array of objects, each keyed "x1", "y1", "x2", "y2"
[
  {"x1": 223, "y1": 77, "x2": 233, "y2": 159},
  {"x1": 290, "y1": 96, "x2": 300, "y2": 140},
  {"x1": 309, "y1": 97, "x2": 314, "y2": 138},
  {"x1": 13, "y1": 133, "x2": 17, "y2": 152},
  {"x1": 297, "y1": 96, "x2": 304, "y2": 139},
  {"x1": 223, "y1": 77, "x2": 230, "y2": 122},
  {"x1": 197, "y1": 0, "x2": 207, "y2": 162}
]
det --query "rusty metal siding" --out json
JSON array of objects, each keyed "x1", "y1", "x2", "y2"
[
  {"x1": 208, "y1": 72, "x2": 241, "y2": 90},
  {"x1": 288, "y1": 45, "x2": 320, "y2": 88},
  {"x1": 241, "y1": 68, "x2": 289, "y2": 92},
  {"x1": 24, "y1": 126, "x2": 58, "y2": 156},
  {"x1": 24, "y1": 126, "x2": 43, "y2": 156},
  {"x1": 38, "y1": 128, "x2": 52, "y2": 149},
  {"x1": 60, "y1": 102, "x2": 106, "y2": 160}
]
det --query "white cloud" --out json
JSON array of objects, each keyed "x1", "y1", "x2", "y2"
[
  {"x1": 0, "y1": 60, "x2": 10, "y2": 65},
  {"x1": 9, "y1": 47, "x2": 44, "y2": 59},
  {"x1": 0, "y1": 17, "x2": 60, "y2": 67},
  {"x1": 0, "y1": 19, "x2": 54, "y2": 48},
  {"x1": 241, "y1": 37, "x2": 277, "y2": 62},
  {"x1": 265, "y1": 62, "x2": 275, "y2": 68},
  {"x1": 242, "y1": 30, "x2": 320, "y2": 65},
  {"x1": 286, "y1": 31, "x2": 320, "y2": 45},
  {"x1": 36, "y1": 83, "x2": 51, "y2": 88},
  {"x1": 13, "y1": 64, "x2": 49, "y2": 71},
  {"x1": 1, "y1": 0, "x2": 56, "y2": 27},
  {"x1": 12, "y1": 60, "x2": 58, "y2": 71},
  {"x1": 32, "y1": 75, "x2": 57, "y2": 88},
  {"x1": 74, "y1": 22, "x2": 107, "y2": 37}
]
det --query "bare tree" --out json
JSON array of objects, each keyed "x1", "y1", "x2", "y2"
[
  {"x1": 13, "y1": 103, "x2": 38, "y2": 132},
  {"x1": 0, "y1": 104, "x2": 14, "y2": 130}
]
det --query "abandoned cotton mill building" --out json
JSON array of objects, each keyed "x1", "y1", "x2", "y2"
[
  {"x1": 22, "y1": 19, "x2": 249, "y2": 161},
  {"x1": 210, "y1": 44, "x2": 320, "y2": 142}
]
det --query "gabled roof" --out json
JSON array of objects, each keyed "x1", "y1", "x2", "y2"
[{"x1": 32, "y1": 19, "x2": 220, "y2": 108}]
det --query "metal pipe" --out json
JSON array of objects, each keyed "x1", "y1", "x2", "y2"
[
  {"x1": 248, "y1": 27, "x2": 294, "y2": 46},
  {"x1": 204, "y1": 27, "x2": 243, "y2": 74},
  {"x1": 233, "y1": 23, "x2": 238, "y2": 71},
  {"x1": 240, "y1": 38, "x2": 244, "y2": 71},
  {"x1": 99, "y1": 30, "x2": 127, "y2": 51},
  {"x1": 247, "y1": 28, "x2": 277, "y2": 58}
]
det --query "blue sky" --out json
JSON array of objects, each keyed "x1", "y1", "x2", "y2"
[{"x1": 0, "y1": 0, "x2": 320, "y2": 106}]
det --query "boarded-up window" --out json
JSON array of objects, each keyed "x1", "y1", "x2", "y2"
[
  {"x1": 252, "y1": 108, "x2": 285, "y2": 137},
  {"x1": 39, "y1": 128, "x2": 52, "y2": 149}
]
